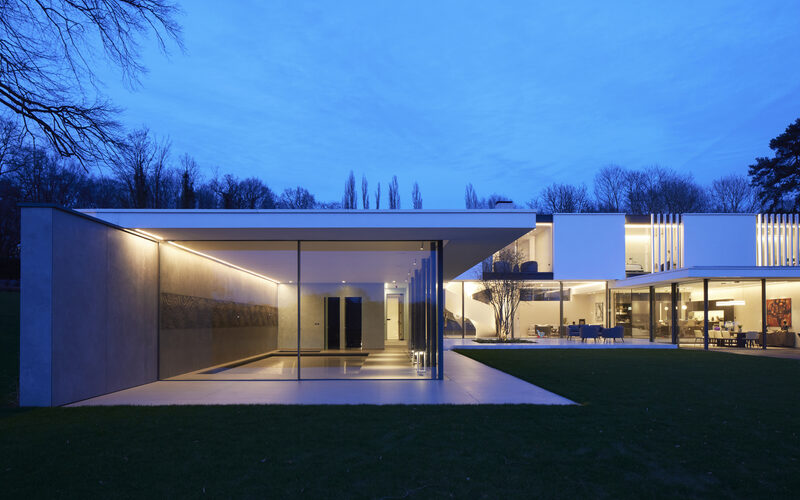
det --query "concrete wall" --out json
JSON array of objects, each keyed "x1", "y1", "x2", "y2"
[
  {"x1": 159, "y1": 243, "x2": 280, "y2": 378},
  {"x1": 682, "y1": 214, "x2": 757, "y2": 267},
  {"x1": 20, "y1": 208, "x2": 159, "y2": 406},
  {"x1": 553, "y1": 214, "x2": 626, "y2": 280}
]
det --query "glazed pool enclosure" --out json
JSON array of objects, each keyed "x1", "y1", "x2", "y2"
[{"x1": 158, "y1": 240, "x2": 443, "y2": 380}]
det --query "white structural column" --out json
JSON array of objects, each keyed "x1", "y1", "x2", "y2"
[
  {"x1": 650, "y1": 213, "x2": 655, "y2": 273},
  {"x1": 782, "y1": 214, "x2": 787, "y2": 265},
  {"x1": 667, "y1": 214, "x2": 675, "y2": 269},
  {"x1": 757, "y1": 214, "x2": 762, "y2": 266}
]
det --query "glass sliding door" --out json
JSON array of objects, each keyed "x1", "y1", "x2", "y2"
[
  {"x1": 631, "y1": 287, "x2": 651, "y2": 340},
  {"x1": 298, "y1": 241, "x2": 439, "y2": 379},
  {"x1": 675, "y1": 281, "x2": 704, "y2": 346},
  {"x1": 653, "y1": 285, "x2": 672, "y2": 343},
  {"x1": 514, "y1": 281, "x2": 561, "y2": 338},
  {"x1": 158, "y1": 241, "x2": 298, "y2": 380},
  {"x1": 562, "y1": 281, "x2": 607, "y2": 328},
  {"x1": 705, "y1": 280, "x2": 763, "y2": 348}
]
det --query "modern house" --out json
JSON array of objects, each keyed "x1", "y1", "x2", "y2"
[{"x1": 18, "y1": 206, "x2": 800, "y2": 406}]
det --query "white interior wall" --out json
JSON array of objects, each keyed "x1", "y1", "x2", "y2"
[
  {"x1": 533, "y1": 226, "x2": 553, "y2": 272},
  {"x1": 278, "y1": 283, "x2": 385, "y2": 350},
  {"x1": 463, "y1": 281, "x2": 496, "y2": 336},
  {"x1": 625, "y1": 226, "x2": 651, "y2": 271}
]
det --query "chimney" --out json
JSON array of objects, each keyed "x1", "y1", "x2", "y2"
[{"x1": 494, "y1": 200, "x2": 513, "y2": 209}]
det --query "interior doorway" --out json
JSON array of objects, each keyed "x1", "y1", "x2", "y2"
[
  {"x1": 386, "y1": 293, "x2": 404, "y2": 340},
  {"x1": 345, "y1": 297, "x2": 362, "y2": 348},
  {"x1": 325, "y1": 297, "x2": 341, "y2": 350}
]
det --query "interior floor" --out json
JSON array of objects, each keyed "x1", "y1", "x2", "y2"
[{"x1": 165, "y1": 340, "x2": 428, "y2": 380}]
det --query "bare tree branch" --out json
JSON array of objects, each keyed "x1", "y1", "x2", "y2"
[{"x1": 0, "y1": 0, "x2": 182, "y2": 165}]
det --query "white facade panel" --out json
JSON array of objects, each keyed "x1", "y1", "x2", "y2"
[
  {"x1": 682, "y1": 214, "x2": 756, "y2": 267},
  {"x1": 553, "y1": 213, "x2": 626, "y2": 280}
]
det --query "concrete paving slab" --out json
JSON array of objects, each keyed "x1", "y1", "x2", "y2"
[{"x1": 70, "y1": 351, "x2": 575, "y2": 406}]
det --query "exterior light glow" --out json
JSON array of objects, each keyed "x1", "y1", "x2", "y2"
[
  {"x1": 133, "y1": 229, "x2": 163, "y2": 240},
  {"x1": 166, "y1": 241, "x2": 279, "y2": 284}
]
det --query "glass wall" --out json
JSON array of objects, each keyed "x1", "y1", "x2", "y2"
[
  {"x1": 764, "y1": 281, "x2": 799, "y2": 347},
  {"x1": 653, "y1": 285, "x2": 672, "y2": 343},
  {"x1": 299, "y1": 241, "x2": 438, "y2": 379},
  {"x1": 463, "y1": 281, "x2": 497, "y2": 337},
  {"x1": 675, "y1": 281, "x2": 704, "y2": 345},
  {"x1": 563, "y1": 281, "x2": 607, "y2": 328},
  {"x1": 631, "y1": 287, "x2": 651, "y2": 340},
  {"x1": 514, "y1": 281, "x2": 561, "y2": 337},
  {"x1": 159, "y1": 241, "x2": 298, "y2": 380},
  {"x1": 158, "y1": 240, "x2": 441, "y2": 381},
  {"x1": 444, "y1": 281, "x2": 466, "y2": 338},
  {"x1": 625, "y1": 224, "x2": 652, "y2": 275},
  {"x1": 612, "y1": 288, "x2": 632, "y2": 337},
  {"x1": 704, "y1": 280, "x2": 762, "y2": 347}
]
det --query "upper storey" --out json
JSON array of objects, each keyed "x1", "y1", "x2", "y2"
[{"x1": 479, "y1": 213, "x2": 800, "y2": 282}]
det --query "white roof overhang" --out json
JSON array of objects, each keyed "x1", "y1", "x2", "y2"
[{"x1": 78, "y1": 209, "x2": 536, "y2": 280}]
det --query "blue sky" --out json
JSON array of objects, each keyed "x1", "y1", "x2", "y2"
[{"x1": 100, "y1": 1, "x2": 800, "y2": 207}]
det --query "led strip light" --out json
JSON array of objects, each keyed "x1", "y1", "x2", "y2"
[{"x1": 133, "y1": 229, "x2": 280, "y2": 284}]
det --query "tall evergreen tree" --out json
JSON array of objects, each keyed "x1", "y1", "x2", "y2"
[
  {"x1": 361, "y1": 174, "x2": 369, "y2": 209},
  {"x1": 412, "y1": 182, "x2": 422, "y2": 209},
  {"x1": 388, "y1": 175, "x2": 400, "y2": 209},
  {"x1": 342, "y1": 170, "x2": 356, "y2": 209},
  {"x1": 749, "y1": 118, "x2": 800, "y2": 211}
]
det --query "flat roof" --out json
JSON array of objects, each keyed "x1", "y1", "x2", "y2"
[
  {"x1": 612, "y1": 266, "x2": 800, "y2": 288},
  {"x1": 77, "y1": 208, "x2": 536, "y2": 280}
]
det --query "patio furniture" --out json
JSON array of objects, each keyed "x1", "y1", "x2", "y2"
[
  {"x1": 601, "y1": 326, "x2": 624, "y2": 343},
  {"x1": 693, "y1": 328, "x2": 704, "y2": 344},
  {"x1": 580, "y1": 325, "x2": 600, "y2": 343},
  {"x1": 567, "y1": 324, "x2": 581, "y2": 340},
  {"x1": 493, "y1": 261, "x2": 512, "y2": 273},
  {"x1": 745, "y1": 331, "x2": 759, "y2": 348},
  {"x1": 520, "y1": 261, "x2": 538, "y2": 273}
]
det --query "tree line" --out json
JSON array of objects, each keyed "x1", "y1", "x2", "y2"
[
  {"x1": 0, "y1": 121, "x2": 429, "y2": 278},
  {"x1": 465, "y1": 165, "x2": 758, "y2": 214},
  {"x1": 466, "y1": 118, "x2": 800, "y2": 214}
]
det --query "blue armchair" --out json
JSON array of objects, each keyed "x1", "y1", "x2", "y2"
[
  {"x1": 567, "y1": 324, "x2": 581, "y2": 340},
  {"x1": 580, "y1": 325, "x2": 601, "y2": 343},
  {"x1": 601, "y1": 326, "x2": 624, "y2": 343}
]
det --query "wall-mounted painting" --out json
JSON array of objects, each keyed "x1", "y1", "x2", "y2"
[
  {"x1": 766, "y1": 298, "x2": 792, "y2": 327},
  {"x1": 594, "y1": 302, "x2": 604, "y2": 322}
]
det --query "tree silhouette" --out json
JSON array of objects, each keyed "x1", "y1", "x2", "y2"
[
  {"x1": 412, "y1": 182, "x2": 422, "y2": 209},
  {"x1": 749, "y1": 118, "x2": 800, "y2": 211},
  {"x1": 388, "y1": 175, "x2": 400, "y2": 209},
  {"x1": 343, "y1": 170, "x2": 356, "y2": 209},
  {"x1": 361, "y1": 174, "x2": 369, "y2": 209},
  {"x1": 0, "y1": 0, "x2": 182, "y2": 165}
]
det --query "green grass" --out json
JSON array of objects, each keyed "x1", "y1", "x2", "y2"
[
  {"x1": 0, "y1": 291, "x2": 19, "y2": 409},
  {"x1": 1, "y1": 293, "x2": 798, "y2": 498}
]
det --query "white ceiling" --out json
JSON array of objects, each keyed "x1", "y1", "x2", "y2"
[{"x1": 80, "y1": 209, "x2": 536, "y2": 280}]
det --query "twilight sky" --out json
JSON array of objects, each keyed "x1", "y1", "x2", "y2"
[{"x1": 99, "y1": 1, "x2": 800, "y2": 208}]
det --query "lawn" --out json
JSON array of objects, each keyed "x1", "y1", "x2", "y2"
[{"x1": 1, "y1": 291, "x2": 799, "y2": 498}]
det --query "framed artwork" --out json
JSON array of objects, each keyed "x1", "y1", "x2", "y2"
[
  {"x1": 594, "y1": 302, "x2": 604, "y2": 322},
  {"x1": 766, "y1": 298, "x2": 792, "y2": 327}
]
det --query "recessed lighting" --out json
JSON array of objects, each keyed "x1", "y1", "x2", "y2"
[
  {"x1": 392, "y1": 280, "x2": 396, "y2": 283},
  {"x1": 341, "y1": 280, "x2": 346, "y2": 284}
]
